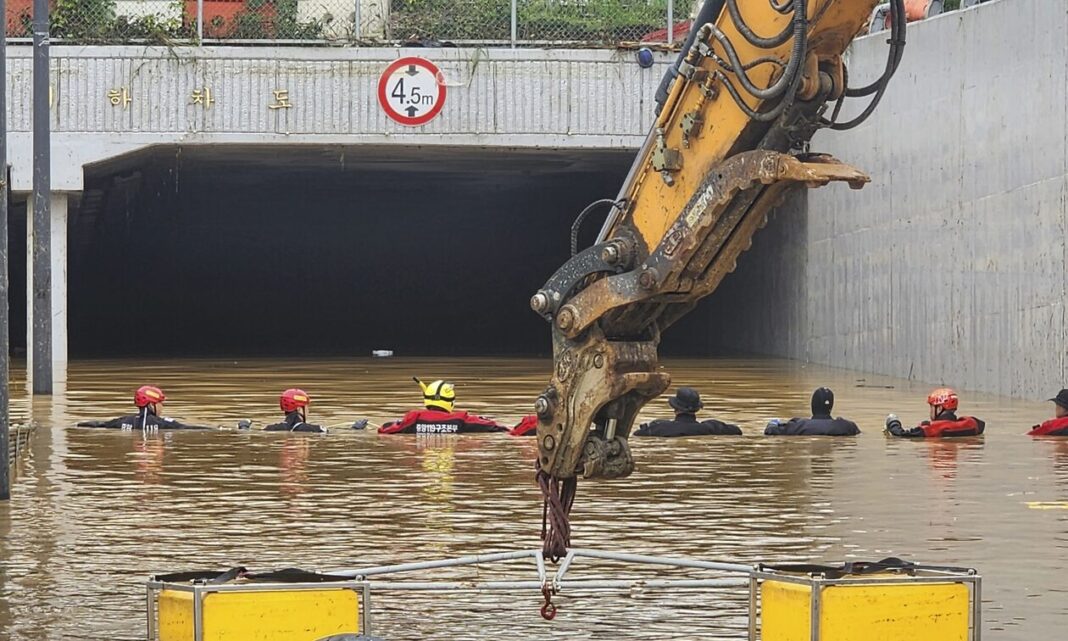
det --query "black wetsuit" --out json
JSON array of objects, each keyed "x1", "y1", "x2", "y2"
[
  {"x1": 77, "y1": 407, "x2": 212, "y2": 431},
  {"x1": 264, "y1": 411, "x2": 326, "y2": 433},
  {"x1": 764, "y1": 413, "x2": 860, "y2": 436},
  {"x1": 634, "y1": 413, "x2": 742, "y2": 437}
]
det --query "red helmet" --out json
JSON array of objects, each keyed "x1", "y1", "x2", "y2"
[
  {"x1": 280, "y1": 388, "x2": 311, "y2": 413},
  {"x1": 135, "y1": 385, "x2": 166, "y2": 408},
  {"x1": 927, "y1": 388, "x2": 959, "y2": 411}
]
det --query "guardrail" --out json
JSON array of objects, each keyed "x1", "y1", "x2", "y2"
[
  {"x1": 4, "y1": 0, "x2": 687, "y2": 46},
  {"x1": 6, "y1": 424, "x2": 32, "y2": 468}
]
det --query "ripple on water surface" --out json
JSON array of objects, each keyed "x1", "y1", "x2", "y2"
[{"x1": 0, "y1": 357, "x2": 1065, "y2": 640}]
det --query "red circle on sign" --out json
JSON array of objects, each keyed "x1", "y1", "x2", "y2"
[{"x1": 377, "y1": 57, "x2": 448, "y2": 126}]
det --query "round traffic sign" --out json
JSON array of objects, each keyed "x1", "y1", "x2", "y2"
[{"x1": 377, "y1": 57, "x2": 447, "y2": 126}]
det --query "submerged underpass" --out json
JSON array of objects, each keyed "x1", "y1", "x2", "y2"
[{"x1": 14, "y1": 145, "x2": 715, "y2": 358}]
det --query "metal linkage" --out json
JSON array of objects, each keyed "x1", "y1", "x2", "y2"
[{"x1": 332, "y1": 548, "x2": 753, "y2": 588}]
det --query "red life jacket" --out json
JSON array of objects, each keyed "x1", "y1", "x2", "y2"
[
  {"x1": 378, "y1": 409, "x2": 509, "y2": 434},
  {"x1": 509, "y1": 415, "x2": 538, "y2": 437},
  {"x1": 920, "y1": 416, "x2": 983, "y2": 438},
  {"x1": 1028, "y1": 416, "x2": 1068, "y2": 437}
]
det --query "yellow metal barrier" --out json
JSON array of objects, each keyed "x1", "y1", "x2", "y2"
[
  {"x1": 752, "y1": 567, "x2": 980, "y2": 641},
  {"x1": 147, "y1": 580, "x2": 367, "y2": 641},
  {"x1": 145, "y1": 550, "x2": 980, "y2": 641}
]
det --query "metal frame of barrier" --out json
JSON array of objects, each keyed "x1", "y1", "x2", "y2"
[
  {"x1": 748, "y1": 567, "x2": 982, "y2": 641},
  {"x1": 144, "y1": 579, "x2": 373, "y2": 641},
  {"x1": 146, "y1": 549, "x2": 982, "y2": 641}
]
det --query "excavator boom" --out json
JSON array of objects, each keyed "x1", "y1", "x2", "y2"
[{"x1": 530, "y1": 0, "x2": 905, "y2": 559}]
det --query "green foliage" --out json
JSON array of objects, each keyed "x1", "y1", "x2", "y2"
[
  {"x1": 52, "y1": 0, "x2": 118, "y2": 40},
  {"x1": 48, "y1": 0, "x2": 192, "y2": 42},
  {"x1": 391, "y1": 0, "x2": 510, "y2": 41},
  {"x1": 219, "y1": 0, "x2": 326, "y2": 39},
  {"x1": 390, "y1": 0, "x2": 669, "y2": 44},
  {"x1": 942, "y1": 0, "x2": 961, "y2": 10},
  {"x1": 30, "y1": 0, "x2": 667, "y2": 43},
  {"x1": 520, "y1": 0, "x2": 670, "y2": 42},
  {"x1": 38, "y1": 0, "x2": 322, "y2": 41}
]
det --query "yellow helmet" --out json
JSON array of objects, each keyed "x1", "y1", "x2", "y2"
[{"x1": 416, "y1": 378, "x2": 455, "y2": 412}]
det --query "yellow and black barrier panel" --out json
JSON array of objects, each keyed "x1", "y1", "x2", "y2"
[
  {"x1": 749, "y1": 558, "x2": 981, "y2": 641},
  {"x1": 146, "y1": 568, "x2": 371, "y2": 641}
]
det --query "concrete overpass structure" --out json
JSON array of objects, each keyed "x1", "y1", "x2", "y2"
[
  {"x1": 7, "y1": 46, "x2": 670, "y2": 192},
  {"x1": 5, "y1": 46, "x2": 671, "y2": 377}
]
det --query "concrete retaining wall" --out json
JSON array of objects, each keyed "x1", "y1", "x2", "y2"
[{"x1": 707, "y1": 0, "x2": 1068, "y2": 399}]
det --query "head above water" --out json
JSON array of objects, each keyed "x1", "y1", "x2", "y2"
[
  {"x1": 134, "y1": 385, "x2": 165, "y2": 414},
  {"x1": 416, "y1": 378, "x2": 455, "y2": 412},
  {"x1": 927, "y1": 387, "x2": 959, "y2": 419},
  {"x1": 811, "y1": 387, "x2": 834, "y2": 416},
  {"x1": 280, "y1": 388, "x2": 311, "y2": 419},
  {"x1": 668, "y1": 387, "x2": 703, "y2": 415},
  {"x1": 1050, "y1": 389, "x2": 1068, "y2": 418}
]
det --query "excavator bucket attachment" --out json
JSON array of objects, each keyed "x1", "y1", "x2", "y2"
[
  {"x1": 534, "y1": 151, "x2": 868, "y2": 481},
  {"x1": 530, "y1": 0, "x2": 905, "y2": 560}
]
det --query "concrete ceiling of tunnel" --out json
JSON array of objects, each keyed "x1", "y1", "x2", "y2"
[{"x1": 83, "y1": 144, "x2": 636, "y2": 188}]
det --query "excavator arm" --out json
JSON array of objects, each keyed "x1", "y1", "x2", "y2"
[{"x1": 530, "y1": 0, "x2": 905, "y2": 558}]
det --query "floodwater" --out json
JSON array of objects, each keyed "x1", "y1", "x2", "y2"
[{"x1": 0, "y1": 357, "x2": 1065, "y2": 640}]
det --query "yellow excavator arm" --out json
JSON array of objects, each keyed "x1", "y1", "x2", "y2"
[{"x1": 530, "y1": 0, "x2": 905, "y2": 558}]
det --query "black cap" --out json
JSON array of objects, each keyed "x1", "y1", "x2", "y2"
[
  {"x1": 668, "y1": 387, "x2": 703, "y2": 414},
  {"x1": 1050, "y1": 389, "x2": 1068, "y2": 409},
  {"x1": 811, "y1": 387, "x2": 834, "y2": 416}
]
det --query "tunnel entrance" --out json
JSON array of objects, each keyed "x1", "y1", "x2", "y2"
[{"x1": 56, "y1": 144, "x2": 721, "y2": 358}]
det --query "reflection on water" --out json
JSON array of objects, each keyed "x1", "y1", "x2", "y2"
[{"x1": 0, "y1": 357, "x2": 1065, "y2": 640}]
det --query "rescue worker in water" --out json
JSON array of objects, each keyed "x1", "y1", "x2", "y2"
[
  {"x1": 885, "y1": 388, "x2": 985, "y2": 438},
  {"x1": 378, "y1": 378, "x2": 510, "y2": 434},
  {"x1": 634, "y1": 387, "x2": 742, "y2": 437},
  {"x1": 265, "y1": 388, "x2": 326, "y2": 433},
  {"x1": 77, "y1": 386, "x2": 213, "y2": 431},
  {"x1": 764, "y1": 387, "x2": 860, "y2": 436},
  {"x1": 1028, "y1": 389, "x2": 1068, "y2": 436}
]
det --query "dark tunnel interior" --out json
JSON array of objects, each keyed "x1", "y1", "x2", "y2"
[{"x1": 9, "y1": 145, "x2": 723, "y2": 358}]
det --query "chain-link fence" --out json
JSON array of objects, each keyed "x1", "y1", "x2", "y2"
[{"x1": 5, "y1": 0, "x2": 688, "y2": 44}]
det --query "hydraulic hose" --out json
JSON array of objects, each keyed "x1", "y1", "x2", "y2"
[
  {"x1": 825, "y1": 0, "x2": 905, "y2": 130},
  {"x1": 571, "y1": 199, "x2": 624, "y2": 257},
  {"x1": 770, "y1": 0, "x2": 794, "y2": 14},
  {"x1": 655, "y1": 0, "x2": 727, "y2": 113},
  {"x1": 712, "y1": 54, "x2": 786, "y2": 74},
  {"x1": 726, "y1": 0, "x2": 796, "y2": 48},
  {"x1": 701, "y1": 0, "x2": 808, "y2": 101},
  {"x1": 844, "y1": 0, "x2": 906, "y2": 97}
]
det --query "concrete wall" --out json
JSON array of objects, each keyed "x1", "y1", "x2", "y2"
[
  {"x1": 708, "y1": 0, "x2": 1068, "y2": 399},
  {"x1": 4, "y1": 46, "x2": 670, "y2": 190}
]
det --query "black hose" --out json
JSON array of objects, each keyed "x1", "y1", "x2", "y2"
[
  {"x1": 825, "y1": 0, "x2": 905, "y2": 130},
  {"x1": 571, "y1": 199, "x2": 624, "y2": 256},
  {"x1": 770, "y1": 0, "x2": 794, "y2": 14},
  {"x1": 844, "y1": 0, "x2": 905, "y2": 97},
  {"x1": 705, "y1": 0, "x2": 808, "y2": 101},
  {"x1": 726, "y1": 0, "x2": 795, "y2": 48},
  {"x1": 654, "y1": 0, "x2": 727, "y2": 113},
  {"x1": 712, "y1": 54, "x2": 786, "y2": 74}
]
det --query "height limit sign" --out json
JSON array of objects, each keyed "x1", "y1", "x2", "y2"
[{"x1": 378, "y1": 57, "x2": 447, "y2": 126}]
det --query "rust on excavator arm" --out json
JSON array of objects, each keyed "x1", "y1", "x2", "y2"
[{"x1": 530, "y1": 0, "x2": 893, "y2": 491}]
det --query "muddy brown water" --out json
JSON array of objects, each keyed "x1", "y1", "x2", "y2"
[{"x1": 0, "y1": 357, "x2": 1065, "y2": 640}]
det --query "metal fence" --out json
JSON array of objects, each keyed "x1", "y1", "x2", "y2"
[
  {"x1": 6, "y1": 425, "x2": 33, "y2": 468},
  {"x1": 4, "y1": 0, "x2": 689, "y2": 46}
]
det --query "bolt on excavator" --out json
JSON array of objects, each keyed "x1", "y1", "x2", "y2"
[{"x1": 530, "y1": 0, "x2": 906, "y2": 560}]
